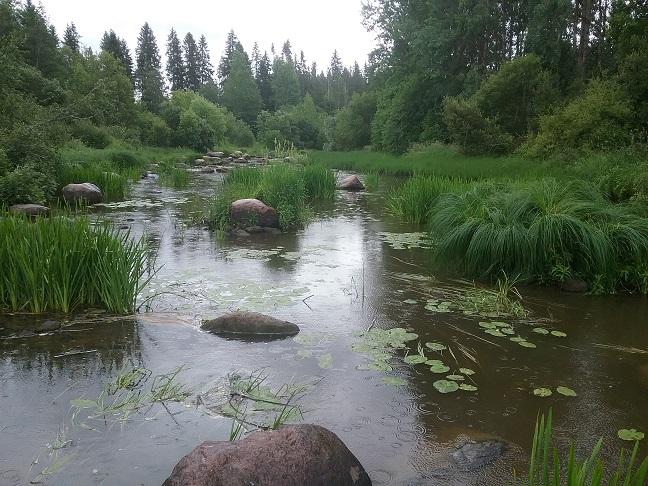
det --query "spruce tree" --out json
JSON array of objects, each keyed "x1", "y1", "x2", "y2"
[
  {"x1": 165, "y1": 28, "x2": 185, "y2": 92},
  {"x1": 218, "y1": 30, "x2": 242, "y2": 83},
  {"x1": 183, "y1": 32, "x2": 200, "y2": 91},
  {"x1": 272, "y1": 57, "x2": 300, "y2": 108},
  {"x1": 18, "y1": 0, "x2": 61, "y2": 76},
  {"x1": 135, "y1": 22, "x2": 164, "y2": 112},
  {"x1": 221, "y1": 49, "x2": 262, "y2": 125},
  {"x1": 251, "y1": 42, "x2": 260, "y2": 77},
  {"x1": 197, "y1": 35, "x2": 213, "y2": 85},
  {"x1": 256, "y1": 51, "x2": 273, "y2": 110},
  {"x1": 281, "y1": 40, "x2": 292, "y2": 61},
  {"x1": 101, "y1": 30, "x2": 133, "y2": 79},
  {"x1": 62, "y1": 22, "x2": 80, "y2": 52}
]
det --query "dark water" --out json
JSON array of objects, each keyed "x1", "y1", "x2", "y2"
[{"x1": 1, "y1": 172, "x2": 647, "y2": 485}]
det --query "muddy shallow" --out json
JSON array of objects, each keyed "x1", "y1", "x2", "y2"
[{"x1": 1, "y1": 172, "x2": 647, "y2": 485}]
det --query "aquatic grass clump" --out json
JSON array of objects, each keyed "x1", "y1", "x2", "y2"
[
  {"x1": 59, "y1": 162, "x2": 139, "y2": 201},
  {"x1": 428, "y1": 178, "x2": 648, "y2": 293},
  {"x1": 303, "y1": 164, "x2": 336, "y2": 200},
  {"x1": 387, "y1": 175, "x2": 469, "y2": 224},
  {"x1": 158, "y1": 161, "x2": 190, "y2": 189},
  {"x1": 0, "y1": 215, "x2": 152, "y2": 313}
]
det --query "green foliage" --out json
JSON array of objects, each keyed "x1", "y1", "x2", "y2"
[
  {"x1": 332, "y1": 91, "x2": 377, "y2": 150},
  {"x1": 0, "y1": 215, "x2": 152, "y2": 313},
  {"x1": 528, "y1": 410, "x2": 648, "y2": 485},
  {"x1": 257, "y1": 95, "x2": 326, "y2": 149},
  {"x1": 521, "y1": 79, "x2": 634, "y2": 158},
  {"x1": 135, "y1": 110, "x2": 171, "y2": 147},
  {"x1": 0, "y1": 166, "x2": 50, "y2": 205},
  {"x1": 271, "y1": 58, "x2": 301, "y2": 108},
  {"x1": 70, "y1": 120, "x2": 112, "y2": 149},
  {"x1": 221, "y1": 49, "x2": 262, "y2": 125},
  {"x1": 59, "y1": 163, "x2": 134, "y2": 201},
  {"x1": 158, "y1": 164, "x2": 190, "y2": 189}
]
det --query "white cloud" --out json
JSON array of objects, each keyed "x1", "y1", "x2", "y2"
[{"x1": 42, "y1": 0, "x2": 375, "y2": 71}]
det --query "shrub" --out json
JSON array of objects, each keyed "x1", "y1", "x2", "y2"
[
  {"x1": 175, "y1": 110, "x2": 214, "y2": 151},
  {"x1": 332, "y1": 92, "x2": 377, "y2": 150},
  {"x1": 70, "y1": 119, "x2": 112, "y2": 149},
  {"x1": 135, "y1": 110, "x2": 171, "y2": 147},
  {"x1": 256, "y1": 95, "x2": 326, "y2": 150},
  {"x1": 0, "y1": 166, "x2": 49, "y2": 205}
]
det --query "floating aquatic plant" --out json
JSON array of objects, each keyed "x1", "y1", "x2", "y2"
[
  {"x1": 618, "y1": 429, "x2": 645, "y2": 442},
  {"x1": 433, "y1": 379, "x2": 459, "y2": 393},
  {"x1": 556, "y1": 386, "x2": 577, "y2": 397},
  {"x1": 351, "y1": 327, "x2": 419, "y2": 372},
  {"x1": 377, "y1": 232, "x2": 432, "y2": 250},
  {"x1": 533, "y1": 388, "x2": 553, "y2": 397},
  {"x1": 382, "y1": 376, "x2": 408, "y2": 387},
  {"x1": 459, "y1": 384, "x2": 478, "y2": 391}
]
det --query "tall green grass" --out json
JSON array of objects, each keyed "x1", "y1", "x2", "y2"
[
  {"x1": 0, "y1": 215, "x2": 152, "y2": 313},
  {"x1": 206, "y1": 164, "x2": 335, "y2": 231},
  {"x1": 59, "y1": 162, "x2": 139, "y2": 201},
  {"x1": 528, "y1": 410, "x2": 648, "y2": 485},
  {"x1": 427, "y1": 179, "x2": 648, "y2": 293}
]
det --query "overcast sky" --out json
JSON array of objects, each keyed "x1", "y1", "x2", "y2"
[{"x1": 42, "y1": 0, "x2": 376, "y2": 71}]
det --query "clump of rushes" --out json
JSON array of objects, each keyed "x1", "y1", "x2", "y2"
[
  {"x1": 0, "y1": 214, "x2": 152, "y2": 313},
  {"x1": 428, "y1": 178, "x2": 648, "y2": 293},
  {"x1": 59, "y1": 162, "x2": 140, "y2": 201},
  {"x1": 158, "y1": 161, "x2": 190, "y2": 189},
  {"x1": 206, "y1": 163, "x2": 335, "y2": 231},
  {"x1": 387, "y1": 174, "x2": 469, "y2": 224}
]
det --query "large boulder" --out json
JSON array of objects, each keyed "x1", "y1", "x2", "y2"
[
  {"x1": 163, "y1": 424, "x2": 372, "y2": 486},
  {"x1": 62, "y1": 183, "x2": 103, "y2": 205},
  {"x1": 452, "y1": 439, "x2": 506, "y2": 471},
  {"x1": 230, "y1": 198, "x2": 279, "y2": 228},
  {"x1": 201, "y1": 311, "x2": 299, "y2": 338},
  {"x1": 9, "y1": 204, "x2": 49, "y2": 217},
  {"x1": 338, "y1": 175, "x2": 365, "y2": 191}
]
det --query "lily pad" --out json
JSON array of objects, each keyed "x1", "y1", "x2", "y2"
[
  {"x1": 403, "y1": 299, "x2": 418, "y2": 305},
  {"x1": 518, "y1": 341, "x2": 537, "y2": 348},
  {"x1": 485, "y1": 329, "x2": 506, "y2": 337},
  {"x1": 459, "y1": 384, "x2": 478, "y2": 391},
  {"x1": 459, "y1": 368, "x2": 475, "y2": 375},
  {"x1": 618, "y1": 429, "x2": 644, "y2": 441},
  {"x1": 360, "y1": 361, "x2": 393, "y2": 372},
  {"x1": 430, "y1": 363, "x2": 451, "y2": 374},
  {"x1": 551, "y1": 331, "x2": 567, "y2": 337},
  {"x1": 317, "y1": 353, "x2": 333, "y2": 369},
  {"x1": 446, "y1": 374, "x2": 465, "y2": 381},
  {"x1": 425, "y1": 342, "x2": 447, "y2": 351},
  {"x1": 433, "y1": 379, "x2": 459, "y2": 393},
  {"x1": 533, "y1": 388, "x2": 552, "y2": 397},
  {"x1": 500, "y1": 327, "x2": 515, "y2": 335},
  {"x1": 404, "y1": 354, "x2": 428, "y2": 365},
  {"x1": 532, "y1": 327, "x2": 549, "y2": 335},
  {"x1": 382, "y1": 376, "x2": 408, "y2": 387},
  {"x1": 491, "y1": 321, "x2": 510, "y2": 328},
  {"x1": 510, "y1": 336, "x2": 526, "y2": 343},
  {"x1": 556, "y1": 386, "x2": 577, "y2": 397},
  {"x1": 478, "y1": 322, "x2": 498, "y2": 330},
  {"x1": 426, "y1": 359, "x2": 445, "y2": 366},
  {"x1": 425, "y1": 299, "x2": 452, "y2": 313}
]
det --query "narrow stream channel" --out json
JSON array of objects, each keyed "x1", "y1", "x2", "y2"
[{"x1": 1, "y1": 171, "x2": 647, "y2": 485}]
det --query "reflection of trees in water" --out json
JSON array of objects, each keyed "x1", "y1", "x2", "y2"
[{"x1": 0, "y1": 316, "x2": 143, "y2": 384}]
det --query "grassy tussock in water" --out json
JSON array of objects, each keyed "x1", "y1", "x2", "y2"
[
  {"x1": 207, "y1": 164, "x2": 335, "y2": 231},
  {"x1": 0, "y1": 215, "x2": 152, "y2": 313},
  {"x1": 60, "y1": 163, "x2": 139, "y2": 201},
  {"x1": 428, "y1": 179, "x2": 648, "y2": 293}
]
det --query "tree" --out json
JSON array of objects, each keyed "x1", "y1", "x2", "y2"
[
  {"x1": 271, "y1": 57, "x2": 300, "y2": 108},
  {"x1": 62, "y1": 22, "x2": 80, "y2": 52},
  {"x1": 256, "y1": 51, "x2": 273, "y2": 109},
  {"x1": 281, "y1": 40, "x2": 292, "y2": 61},
  {"x1": 197, "y1": 35, "x2": 213, "y2": 85},
  {"x1": 183, "y1": 32, "x2": 200, "y2": 91},
  {"x1": 135, "y1": 22, "x2": 164, "y2": 112},
  {"x1": 251, "y1": 42, "x2": 260, "y2": 77},
  {"x1": 18, "y1": 0, "x2": 61, "y2": 77},
  {"x1": 221, "y1": 49, "x2": 262, "y2": 125},
  {"x1": 218, "y1": 30, "x2": 242, "y2": 83},
  {"x1": 101, "y1": 30, "x2": 133, "y2": 79},
  {"x1": 165, "y1": 28, "x2": 185, "y2": 92}
]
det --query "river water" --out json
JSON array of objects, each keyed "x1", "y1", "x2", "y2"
[{"x1": 1, "y1": 171, "x2": 647, "y2": 485}]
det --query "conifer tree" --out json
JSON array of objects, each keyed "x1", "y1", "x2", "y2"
[
  {"x1": 101, "y1": 30, "x2": 133, "y2": 79},
  {"x1": 19, "y1": 0, "x2": 61, "y2": 76},
  {"x1": 281, "y1": 40, "x2": 292, "y2": 61},
  {"x1": 256, "y1": 51, "x2": 273, "y2": 110},
  {"x1": 62, "y1": 22, "x2": 80, "y2": 52},
  {"x1": 272, "y1": 57, "x2": 300, "y2": 108},
  {"x1": 221, "y1": 49, "x2": 262, "y2": 125},
  {"x1": 165, "y1": 28, "x2": 185, "y2": 92},
  {"x1": 218, "y1": 30, "x2": 242, "y2": 83},
  {"x1": 183, "y1": 32, "x2": 200, "y2": 91},
  {"x1": 251, "y1": 42, "x2": 260, "y2": 77},
  {"x1": 135, "y1": 22, "x2": 164, "y2": 112},
  {"x1": 197, "y1": 35, "x2": 213, "y2": 85}
]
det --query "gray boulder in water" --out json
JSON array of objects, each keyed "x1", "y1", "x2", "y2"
[
  {"x1": 201, "y1": 311, "x2": 299, "y2": 338},
  {"x1": 62, "y1": 183, "x2": 103, "y2": 205},
  {"x1": 9, "y1": 204, "x2": 49, "y2": 217},
  {"x1": 230, "y1": 198, "x2": 279, "y2": 228},
  {"x1": 338, "y1": 175, "x2": 365, "y2": 191},
  {"x1": 163, "y1": 424, "x2": 372, "y2": 486},
  {"x1": 452, "y1": 439, "x2": 506, "y2": 471}
]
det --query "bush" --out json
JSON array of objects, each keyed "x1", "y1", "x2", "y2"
[
  {"x1": 175, "y1": 110, "x2": 214, "y2": 151},
  {"x1": 332, "y1": 92, "x2": 377, "y2": 150},
  {"x1": 442, "y1": 97, "x2": 513, "y2": 155},
  {"x1": 135, "y1": 110, "x2": 171, "y2": 147},
  {"x1": 224, "y1": 114, "x2": 255, "y2": 147},
  {"x1": 521, "y1": 79, "x2": 633, "y2": 158},
  {"x1": 0, "y1": 166, "x2": 50, "y2": 205},
  {"x1": 256, "y1": 95, "x2": 326, "y2": 150},
  {"x1": 70, "y1": 119, "x2": 112, "y2": 149}
]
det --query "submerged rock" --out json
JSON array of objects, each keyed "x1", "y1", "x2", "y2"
[
  {"x1": 230, "y1": 198, "x2": 279, "y2": 228},
  {"x1": 62, "y1": 183, "x2": 103, "y2": 205},
  {"x1": 561, "y1": 278, "x2": 588, "y2": 293},
  {"x1": 338, "y1": 175, "x2": 365, "y2": 191},
  {"x1": 163, "y1": 424, "x2": 371, "y2": 486},
  {"x1": 9, "y1": 204, "x2": 49, "y2": 217},
  {"x1": 206, "y1": 151, "x2": 224, "y2": 158},
  {"x1": 452, "y1": 439, "x2": 506, "y2": 471},
  {"x1": 201, "y1": 311, "x2": 299, "y2": 338}
]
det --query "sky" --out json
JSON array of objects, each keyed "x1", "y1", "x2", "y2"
[{"x1": 42, "y1": 0, "x2": 376, "y2": 71}]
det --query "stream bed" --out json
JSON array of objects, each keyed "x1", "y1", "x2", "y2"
[{"x1": 1, "y1": 172, "x2": 647, "y2": 485}]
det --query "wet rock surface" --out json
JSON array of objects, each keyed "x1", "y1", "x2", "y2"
[
  {"x1": 561, "y1": 278, "x2": 588, "y2": 293},
  {"x1": 338, "y1": 175, "x2": 365, "y2": 191},
  {"x1": 62, "y1": 183, "x2": 103, "y2": 205},
  {"x1": 163, "y1": 424, "x2": 372, "y2": 486},
  {"x1": 9, "y1": 204, "x2": 49, "y2": 217},
  {"x1": 451, "y1": 439, "x2": 506, "y2": 471},
  {"x1": 230, "y1": 198, "x2": 279, "y2": 228},
  {"x1": 201, "y1": 311, "x2": 300, "y2": 338}
]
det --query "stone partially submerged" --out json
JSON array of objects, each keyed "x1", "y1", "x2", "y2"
[
  {"x1": 163, "y1": 424, "x2": 372, "y2": 486},
  {"x1": 62, "y1": 183, "x2": 103, "y2": 205},
  {"x1": 9, "y1": 204, "x2": 49, "y2": 217},
  {"x1": 338, "y1": 175, "x2": 365, "y2": 191},
  {"x1": 230, "y1": 198, "x2": 279, "y2": 228},
  {"x1": 201, "y1": 311, "x2": 299, "y2": 338},
  {"x1": 451, "y1": 439, "x2": 506, "y2": 471}
]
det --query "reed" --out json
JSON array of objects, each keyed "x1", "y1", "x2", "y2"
[
  {"x1": 0, "y1": 214, "x2": 152, "y2": 313},
  {"x1": 59, "y1": 163, "x2": 135, "y2": 201}
]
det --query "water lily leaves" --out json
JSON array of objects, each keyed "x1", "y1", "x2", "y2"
[
  {"x1": 459, "y1": 368, "x2": 475, "y2": 375},
  {"x1": 618, "y1": 429, "x2": 644, "y2": 441},
  {"x1": 317, "y1": 353, "x2": 333, "y2": 369},
  {"x1": 459, "y1": 384, "x2": 478, "y2": 392},
  {"x1": 556, "y1": 386, "x2": 577, "y2": 397},
  {"x1": 500, "y1": 327, "x2": 515, "y2": 335},
  {"x1": 479, "y1": 322, "x2": 498, "y2": 330},
  {"x1": 510, "y1": 336, "x2": 527, "y2": 343},
  {"x1": 485, "y1": 329, "x2": 506, "y2": 337},
  {"x1": 433, "y1": 379, "x2": 459, "y2": 393},
  {"x1": 382, "y1": 376, "x2": 408, "y2": 387},
  {"x1": 430, "y1": 363, "x2": 451, "y2": 374},
  {"x1": 425, "y1": 299, "x2": 452, "y2": 313},
  {"x1": 404, "y1": 354, "x2": 428, "y2": 365},
  {"x1": 533, "y1": 388, "x2": 552, "y2": 397},
  {"x1": 533, "y1": 327, "x2": 549, "y2": 335},
  {"x1": 518, "y1": 341, "x2": 537, "y2": 348},
  {"x1": 426, "y1": 342, "x2": 447, "y2": 352},
  {"x1": 426, "y1": 359, "x2": 444, "y2": 366},
  {"x1": 403, "y1": 299, "x2": 418, "y2": 305},
  {"x1": 360, "y1": 361, "x2": 393, "y2": 372},
  {"x1": 491, "y1": 321, "x2": 510, "y2": 327},
  {"x1": 446, "y1": 374, "x2": 465, "y2": 381},
  {"x1": 551, "y1": 331, "x2": 567, "y2": 338}
]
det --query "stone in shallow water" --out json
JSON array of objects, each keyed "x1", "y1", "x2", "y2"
[
  {"x1": 451, "y1": 439, "x2": 506, "y2": 471},
  {"x1": 561, "y1": 278, "x2": 588, "y2": 293},
  {"x1": 230, "y1": 198, "x2": 279, "y2": 228},
  {"x1": 62, "y1": 183, "x2": 103, "y2": 204},
  {"x1": 9, "y1": 204, "x2": 49, "y2": 217},
  {"x1": 163, "y1": 424, "x2": 372, "y2": 486},
  {"x1": 201, "y1": 311, "x2": 300, "y2": 338},
  {"x1": 338, "y1": 175, "x2": 365, "y2": 191}
]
